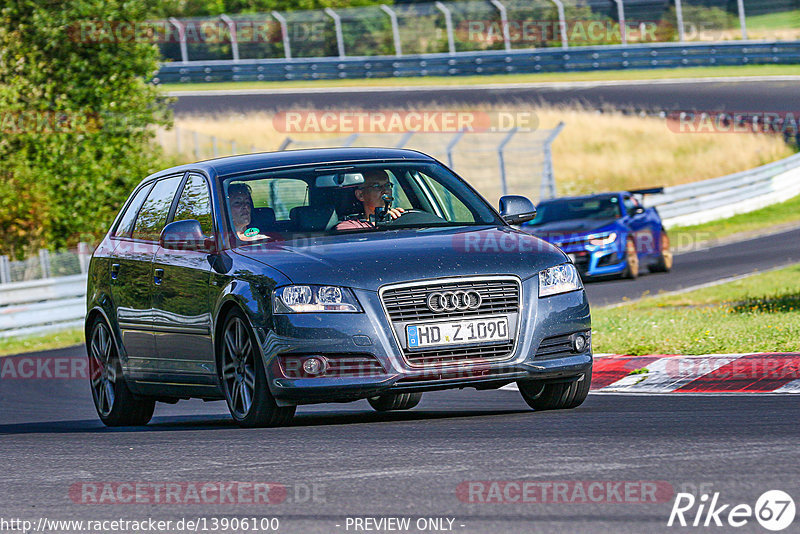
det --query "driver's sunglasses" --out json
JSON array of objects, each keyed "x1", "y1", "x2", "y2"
[{"x1": 359, "y1": 182, "x2": 392, "y2": 192}]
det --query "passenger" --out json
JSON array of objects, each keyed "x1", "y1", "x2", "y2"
[
  {"x1": 336, "y1": 169, "x2": 405, "y2": 230},
  {"x1": 227, "y1": 183, "x2": 261, "y2": 241}
]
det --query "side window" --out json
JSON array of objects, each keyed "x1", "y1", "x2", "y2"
[
  {"x1": 173, "y1": 174, "x2": 213, "y2": 235},
  {"x1": 132, "y1": 176, "x2": 182, "y2": 241},
  {"x1": 623, "y1": 196, "x2": 639, "y2": 215},
  {"x1": 113, "y1": 183, "x2": 153, "y2": 238},
  {"x1": 248, "y1": 179, "x2": 309, "y2": 220},
  {"x1": 419, "y1": 173, "x2": 474, "y2": 222}
]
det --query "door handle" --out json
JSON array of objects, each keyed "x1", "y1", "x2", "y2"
[
  {"x1": 154, "y1": 268, "x2": 165, "y2": 285},
  {"x1": 110, "y1": 264, "x2": 120, "y2": 280}
]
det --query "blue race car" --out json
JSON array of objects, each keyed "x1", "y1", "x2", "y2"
[{"x1": 521, "y1": 189, "x2": 673, "y2": 280}]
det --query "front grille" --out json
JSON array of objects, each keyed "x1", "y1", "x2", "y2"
[
  {"x1": 380, "y1": 277, "x2": 521, "y2": 367},
  {"x1": 382, "y1": 279, "x2": 520, "y2": 322},
  {"x1": 405, "y1": 341, "x2": 515, "y2": 367}
]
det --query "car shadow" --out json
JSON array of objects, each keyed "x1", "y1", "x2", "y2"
[{"x1": 0, "y1": 408, "x2": 532, "y2": 435}]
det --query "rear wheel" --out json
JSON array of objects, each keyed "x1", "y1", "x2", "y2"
[
  {"x1": 517, "y1": 368, "x2": 591, "y2": 411},
  {"x1": 622, "y1": 238, "x2": 639, "y2": 279},
  {"x1": 368, "y1": 392, "x2": 423, "y2": 412},
  {"x1": 88, "y1": 318, "x2": 155, "y2": 427},
  {"x1": 649, "y1": 231, "x2": 673, "y2": 273},
  {"x1": 220, "y1": 310, "x2": 295, "y2": 428}
]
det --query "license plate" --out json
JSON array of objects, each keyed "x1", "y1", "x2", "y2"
[{"x1": 406, "y1": 316, "x2": 509, "y2": 349}]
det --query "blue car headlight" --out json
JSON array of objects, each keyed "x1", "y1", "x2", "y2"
[
  {"x1": 587, "y1": 232, "x2": 617, "y2": 246},
  {"x1": 273, "y1": 285, "x2": 362, "y2": 313},
  {"x1": 539, "y1": 263, "x2": 583, "y2": 297}
]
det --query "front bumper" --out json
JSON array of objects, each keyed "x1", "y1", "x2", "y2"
[
  {"x1": 560, "y1": 243, "x2": 627, "y2": 278},
  {"x1": 259, "y1": 276, "x2": 592, "y2": 406}
]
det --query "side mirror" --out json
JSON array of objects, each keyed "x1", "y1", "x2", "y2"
[
  {"x1": 160, "y1": 220, "x2": 213, "y2": 252},
  {"x1": 499, "y1": 195, "x2": 537, "y2": 225},
  {"x1": 632, "y1": 206, "x2": 645, "y2": 215}
]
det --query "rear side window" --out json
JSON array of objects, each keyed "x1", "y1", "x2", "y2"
[
  {"x1": 113, "y1": 183, "x2": 153, "y2": 238},
  {"x1": 173, "y1": 174, "x2": 214, "y2": 235},
  {"x1": 132, "y1": 176, "x2": 182, "y2": 241}
]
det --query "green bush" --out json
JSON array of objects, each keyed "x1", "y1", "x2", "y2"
[{"x1": 0, "y1": 0, "x2": 172, "y2": 258}]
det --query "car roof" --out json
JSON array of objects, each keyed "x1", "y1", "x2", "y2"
[
  {"x1": 143, "y1": 147, "x2": 437, "y2": 183},
  {"x1": 538, "y1": 192, "x2": 625, "y2": 204}
]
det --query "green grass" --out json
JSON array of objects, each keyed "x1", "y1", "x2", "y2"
[
  {"x1": 669, "y1": 192, "x2": 800, "y2": 249},
  {"x1": 0, "y1": 328, "x2": 84, "y2": 358},
  {"x1": 747, "y1": 9, "x2": 800, "y2": 31},
  {"x1": 158, "y1": 64, "x2": 800, "y2": 93},
  {"x1": 592, "y1": 264, "x2": 800, "y2": 355}
]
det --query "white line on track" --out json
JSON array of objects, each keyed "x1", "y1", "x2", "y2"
[{"x1": 166, "y1": 75, "x2": 800, "y2": 97}]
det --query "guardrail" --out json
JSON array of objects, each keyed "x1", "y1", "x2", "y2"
[
  {"x1": 155, "y1": 40, "x2": 800, "y2": 84},
  {"x1": 650, "y1": 152, "x2": 800, "y2": 227},
  {"x1": 0, "y1": 274, "x2": 87, "y2": 339}
]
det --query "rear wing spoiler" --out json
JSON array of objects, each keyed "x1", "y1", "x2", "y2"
[{"x1": 629, "y1": 187, "x2": 664, "y2": 196}]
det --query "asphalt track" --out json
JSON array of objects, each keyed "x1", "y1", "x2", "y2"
[
  {"x1": 2, "y1": 347, "x2": 799, "y2": 534},
  {"x1": 1, "y1": 227, "x2": 799, "y2": 533},
  {"x1": 171, "y1": 79, "x2": 800, "y2": 115}
]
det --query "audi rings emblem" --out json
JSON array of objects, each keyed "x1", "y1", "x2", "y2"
[{"x1": 426, "y1": 290, "x2": 482, "y2": 312}]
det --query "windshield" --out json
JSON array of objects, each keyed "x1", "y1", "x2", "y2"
[
  {"x1": 527, "y1": 197, "x2": 622, "y2": 226},
  {"x1": 221, "y1": 161, "x2": 501, "y2": 243}
]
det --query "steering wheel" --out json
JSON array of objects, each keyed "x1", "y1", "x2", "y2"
[{"x1": 383, "y1": 209, "x2": 445, "y2": 226}]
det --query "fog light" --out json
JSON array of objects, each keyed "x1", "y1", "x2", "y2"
[
  {"x1": 573, "y1": 334, "x2": 587, "y2": 353},
  {"x1": 302, "y1": 356, "x2": 327, "y2": 376}
]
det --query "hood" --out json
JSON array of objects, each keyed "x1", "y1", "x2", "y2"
[
  {"x1": 235, "y1": 226, "x2": 566, "y2": 291},
  {"x1": 523, "y1": 218, "x2": 617, "y2": 242}
]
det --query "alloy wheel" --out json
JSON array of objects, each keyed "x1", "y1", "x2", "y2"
[
  {"x1": 221, "y1": 316, "x2": 257, "y2": 419},
  {"x1": 89, "y1": 322, "x2": 117, "y2": 417}
]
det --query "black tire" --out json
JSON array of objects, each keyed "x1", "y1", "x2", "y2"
[
  {"x1": 622, "y1": 238, "x2": 639, "y2": 280},
  {"x1": 219, "y1": 309, "x2": 295, "y2": 428},
  {"x1": 367, "y1": 392, "x2": 423, "y2": 412},
  {"x1": 648, "y1": 230, "x2": 673, "y2": 273},
  {"x1": 517, "y1": 368, "x2": 592, "y2": 411},
  {"x1": 87, "y1": 318, "x2": 155, "y2": 427}
]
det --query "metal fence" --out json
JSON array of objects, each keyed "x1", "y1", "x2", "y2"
[
  {"x1": 0, "y1": 244, "x2": 91, "y2": 285},
  {"x1": 0, "y1": 274, "x2": 87, "y2": 339},
  {"x1": 157, "y1": 125, "x2": 565, "y2": 204},
  {"x1": 155, "y1": 0, "x2": 800, "y2": 63}
]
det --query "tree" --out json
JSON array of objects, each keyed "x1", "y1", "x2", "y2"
[{"x1": 0, "y1": 0, "x2": 172, "y2": 258}]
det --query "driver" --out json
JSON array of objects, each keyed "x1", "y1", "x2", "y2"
[{"x1": 336, "y1": 169, "x2": 405, "y2": 230}]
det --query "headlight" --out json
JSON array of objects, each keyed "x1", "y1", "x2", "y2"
[
  {"x1": 539, "y1": 263, "x2": 583, "y2": 297},
  {"x1": 588, "y1": 232, "x2": 617, "y2": 246},
  {"x1": 273, "y1": 285, "x2": 362, "y2": 313}
]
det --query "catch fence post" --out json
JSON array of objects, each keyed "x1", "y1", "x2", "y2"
[
  {"x1": 541, "y1": 122, "x2": 565, "y2": 199},
  {"x1": 497, "y1": 128, "x2": 518, "y2": 197}
]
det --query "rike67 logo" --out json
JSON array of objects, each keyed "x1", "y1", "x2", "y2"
[{"x1": 668, "y1": 490, "x2": 795, "y2": 531}]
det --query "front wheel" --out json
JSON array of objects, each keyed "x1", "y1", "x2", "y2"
[
  {"x1": 368, "y1": 392, "x2": 422, "y2": 412},
  {"x1": 517, "y1": 368, "x2": 591, "y2": 411},
  {"x1": 220, "y1": 310, "x2": 295, "y2": 428},
  {"x1": 88, "y1": 318, "x2": 155, "y2": 427}
]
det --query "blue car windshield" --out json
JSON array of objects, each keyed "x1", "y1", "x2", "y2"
[
  {"x1": 528, "y1": 197, "x2": 622, "y2": 226},
  {"x1": 220, "y1": 161, "x2": 501, "y2": 243}
]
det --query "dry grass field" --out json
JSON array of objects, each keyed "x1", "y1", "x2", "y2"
[{"x1": 165, "y1": 105, "x2": 794, "y2": 202}]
